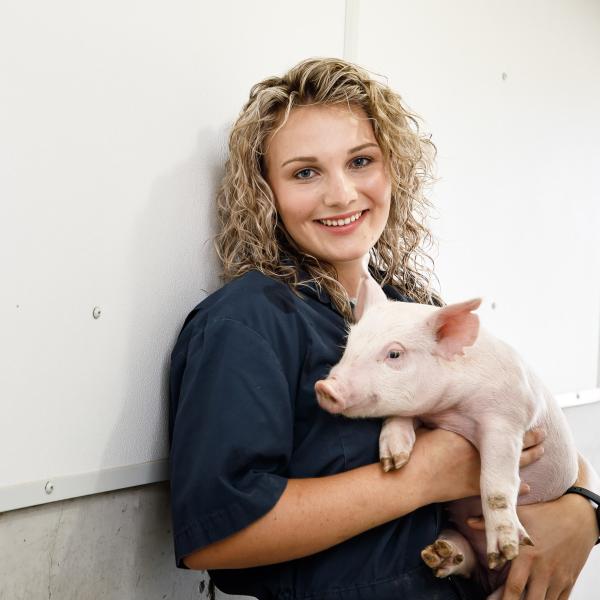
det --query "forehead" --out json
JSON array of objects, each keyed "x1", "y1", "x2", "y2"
[{"x1": 266, "y1": 104, "x2": 376, "y2": 164}]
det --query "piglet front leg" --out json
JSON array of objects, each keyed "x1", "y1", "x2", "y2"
[
  {"x1": 478, "y1": 426, "x2": 534, "y2": 569},
  {"x1": 379, "y1": 416, "x2": 416, "y2": 472}
]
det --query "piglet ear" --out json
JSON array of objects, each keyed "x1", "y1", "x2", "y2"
[
  {"x1": 353, "y1": 275, "x2": 388, "y2": 322},
  {"x1": 427, "y1": 298, "x2": 482, "y2": 360}
]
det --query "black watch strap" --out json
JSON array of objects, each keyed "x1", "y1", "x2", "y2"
[{"x1": 564, "y1": 486, "x2": 600, "y2": 545}]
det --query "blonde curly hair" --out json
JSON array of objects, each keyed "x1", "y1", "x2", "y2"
[{"x1": 215, "y1": 57, "x2": 442, "y2": 320}]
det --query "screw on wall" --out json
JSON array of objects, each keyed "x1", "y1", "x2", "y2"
[
  {"x1": 45, "y1": 481, "x2": 54, "y2": 495},
  {"x1": 491, "y1": 301, "x2": 497, "y2": 310},
  {"x1": 92, "y1": 306, "x2": 102, "y2": 319},
  {"x1": 502, "y1": 72, "x2": 508, "y2": 81}
]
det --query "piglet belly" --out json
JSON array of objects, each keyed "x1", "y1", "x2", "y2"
[
  {"x1": 517, "y1": 440, "x2": 577, "y2": 504},
  {"x1": 518, "y1": 402, "x2": 578, "y2": 504}
]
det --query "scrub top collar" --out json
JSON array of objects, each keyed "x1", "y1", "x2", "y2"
[
  {"x1": 295, "y1": 266, "x2": 411, "y2": 310},
  {"x1": 277, "y1": 257, "x2": 333, "y2": 307},
  {"x1": 296, "y1": 273, "x2": 332, "y2": 306}
]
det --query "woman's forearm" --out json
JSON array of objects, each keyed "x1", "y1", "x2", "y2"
[
  {"x1": 183, "y1": 428, "x2": 481, "y2": 570},
  {"x1": 185, "y1": 463, "x2": 422, "y2": 569}
]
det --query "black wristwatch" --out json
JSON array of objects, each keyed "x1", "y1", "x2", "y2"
[{"x1": 563, "y1": 486, "x2": 600, "y2": 545}]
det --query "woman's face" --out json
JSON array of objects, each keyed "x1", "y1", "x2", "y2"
[{"x1": 265, "y1": 104, "x2": 392, "y2": 277}]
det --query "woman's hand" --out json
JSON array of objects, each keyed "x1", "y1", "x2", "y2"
[
  {"x1": 466, "y1": 452, "x2": 599, "y2": 600},
  {"x1": 413, "y1": 427, "x2": 545, "y2": 504},
  {"x1": 467, "y1": 494, "x2": 597, "y2": 600}
]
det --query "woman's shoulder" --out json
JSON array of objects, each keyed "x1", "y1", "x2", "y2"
[
  {"x1": 195, "y1": 270, "x2": 297, "y2": 319},
  {"x1": 174, "y1": 270, "x2": 305, "y2": 350}
]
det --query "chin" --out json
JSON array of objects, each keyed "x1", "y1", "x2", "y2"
[{"x1": 327, "y1": 249, "x2": 371, "y2": 264}]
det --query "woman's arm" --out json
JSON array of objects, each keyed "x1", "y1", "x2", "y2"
[
  {"x1": 184, "y1": 427, "x2": 543, "y2": 570},
  {"x1": 468, "y1": 452, "x2": 600, "y2": 600}
]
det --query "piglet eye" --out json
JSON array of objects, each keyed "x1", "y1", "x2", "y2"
[{"x1": 387, "y1": 350, "x2": 402, "y2": 359}]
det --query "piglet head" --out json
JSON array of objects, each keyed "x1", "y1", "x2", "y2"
[
  {"x1": 315, "y1": 274, "x2": 391, "y2": 417},
  {"x1": 316, "y1": 287, "x2": 483, "y2": 419}
]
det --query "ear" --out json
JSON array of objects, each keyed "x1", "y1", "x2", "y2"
[
  {"x1": 426, "y1": 298, "x2": 482, "y2": 360},
  {"x1": 353, "y1": 275, "x2": 388, "y2": 322}
]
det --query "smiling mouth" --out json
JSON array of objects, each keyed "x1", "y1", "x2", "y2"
[{"x1": 317, "y1": 210, "x2": 364, "y2": 227}]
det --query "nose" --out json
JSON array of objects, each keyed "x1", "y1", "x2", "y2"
[
  {"x1": 314, "y1": 378, "x2": 346, "y2": 414},
  {"x1": 323, "y1": 171, "x2": 358, "y2": 208}
]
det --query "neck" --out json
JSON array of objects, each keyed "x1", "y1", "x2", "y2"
[{"x1": 333, "y1": 255, "x2": 370, "y2": 297}]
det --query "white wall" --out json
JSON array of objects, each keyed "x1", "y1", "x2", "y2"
[
  {"x1": 0, "y1": 0, "x2": 345, "y2": 510},
  {"x1": 356, "y1": 0, "x2": 600, "y2": 399}
]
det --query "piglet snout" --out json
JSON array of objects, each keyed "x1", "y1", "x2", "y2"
[{"x1": 315, "y1": 378, "x2": 347, "y2": 414}]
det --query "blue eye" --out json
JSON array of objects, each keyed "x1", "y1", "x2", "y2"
[
  {"x1": 351, "y1": 156, "x2": 371, "y2": 168},
  {"x1": 295, "y1": 168, "x2": 316, "y2": 180}
]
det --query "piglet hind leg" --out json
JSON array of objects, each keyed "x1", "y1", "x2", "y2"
[
  {"x1": 478, "y1": 429, "x2": 533, "y2": 570},
  {"x1": 421, "y1": 529, "x2": 477, "y2": 579},
  {"x1": 379, "y1": 416, "x2": 416, "y2": 472}
]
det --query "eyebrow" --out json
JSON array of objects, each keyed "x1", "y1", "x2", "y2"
[{"x1": 280, "y1": 142, "x2": 379, "y2": 168}]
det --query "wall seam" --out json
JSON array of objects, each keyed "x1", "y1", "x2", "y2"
[{"x1": 343, "y1": 0, "x2": 360, "y2": 62}]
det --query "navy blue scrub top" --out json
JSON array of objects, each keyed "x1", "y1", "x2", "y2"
[{"x1": 169, "y1": 270, "x2": 480, "y2": 600}]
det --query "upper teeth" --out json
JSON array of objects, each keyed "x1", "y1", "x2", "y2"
[{"x1": 319, "y1": 211, "x2": 363, "y2": 227}]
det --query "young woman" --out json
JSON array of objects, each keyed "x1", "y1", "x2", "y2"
[{"x1": 169, "y1": 58, "x2": 599, "y2": 600}]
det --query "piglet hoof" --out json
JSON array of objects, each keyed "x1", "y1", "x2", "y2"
[
  {"x1": 501, "y1": 543, "x2": 518, "y2": 561},
  {"x1": 381, "y1": 457, "x2": 393, "y2": 472},
  {"x1": 520, "y1": 534, "x2": 534, "y2": 547},
  {"x1": 487, "y1": 552, "x2": 507, "y2": 571},
  {"x1": 421, "y1": 540, "x2": 465, "y2": 578},
  {"x1": 392, "y1": 452, "x2": 409, "y2": 469},
  {"x1": 380, "y1": 452, "x2": 410, "y2": 472},
  {"x1": 487, "y1": 519, "x2": 532, "y2": 567},
  {"x1": 379, "y1": 417, "x2": 415, "y2": 472}
]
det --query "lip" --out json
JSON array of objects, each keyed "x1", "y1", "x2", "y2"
[{"x1": 313, "y1": 209, "x2": 368, "y2": 235}]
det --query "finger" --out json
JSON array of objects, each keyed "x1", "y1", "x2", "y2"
[
  {"x1": 466, "y1": 516, "x2": 485, "y2": 531},
  {"x1": 557, "y1": 586, "x2": 574, "y2": 600},
  {"x1": 502, "y1": 560, "x2": 531, "y2": 600},
  {"x1": 522, "y1": 427, "x2": 546, "y2": 449},
  {"x1": 519, "y1": 444, "x2": 544, "y2": 468},
  {"x1": 519, "y1": 481, "x2": 531, "y2": 495},
  {"x1": 547, "y1": 583, "x2": 570, "y2": 600},
  {"x1": 502, "y1": 579, "x2": 527, "y2": 600},
  {"x1": 546, "y1": 577, "x2": 575, "y2": 600},
  {"x1": 523, "y1": 578, "x2": 548, "y2": 600}
]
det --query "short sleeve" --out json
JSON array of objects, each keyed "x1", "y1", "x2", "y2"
[{"x1": 169, "y1": 317, "x2": 293, "y2": 566}]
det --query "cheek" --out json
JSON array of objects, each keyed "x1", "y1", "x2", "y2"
[
  {"x1": 276, "y1": 187, "x2": 316, "y2": 227},
  {"x1": 380, "y1": 360, "x2": 418, "y2": 391},
  {"x1": 366, "y1": 168, "x2": 391, "y2": 200},
  {"x1": 364, "y1": 174, "x2": 391, "y2": 225},
  {"x1": 384, "y1": 360, "x2": 404, "y2": 371}
]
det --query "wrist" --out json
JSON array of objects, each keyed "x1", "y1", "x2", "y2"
[{"x1": 561, "y1": 488, "x2": 600, "y2": 546}]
